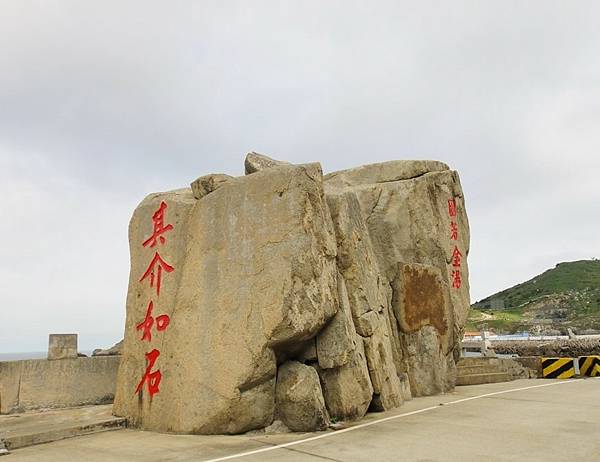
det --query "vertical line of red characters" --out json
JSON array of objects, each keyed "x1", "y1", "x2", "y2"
[
  {"x1": 448, "y1": 198, "x2": 462, "y2": 289},
  {"x1": 135, "y1": 201, "x2": 174, "y2": 398}
]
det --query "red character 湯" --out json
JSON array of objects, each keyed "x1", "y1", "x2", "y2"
[
  {"x1": 140, "y1": 252, "x2": 174, "y2": 296},
  {"x1": 136, "y1": 301, "x2": 170, "y2": 342},
  {"x1": 451, "y1": 246, "x2": 462, "y2": 267},
  {"x1": 135, "y1": 349, "x2": 162, "y2": 398},
  {"x1": 452, "y1": 269, "x2": 462, "y2": 289},
  {"x1": 448, "y1": 198, "x2": 457, "y2": 218},
  {"x1": 142, "y1": 201, "x2": 174, "y2": 248}
]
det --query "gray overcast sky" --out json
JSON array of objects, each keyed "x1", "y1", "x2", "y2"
[{"x1": 1, "y1": 1, "x2": 599, "y2": 352}]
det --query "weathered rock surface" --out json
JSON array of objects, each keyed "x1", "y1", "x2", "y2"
[
  {"x1": 92, "y1": 340, "x2": 123, "y2": 357},
  {"x1": 190, "y1": 173, "x2": 233, "y2": 199},
  {"x1": 316, "y1": 277, "x2": 356, "y2": 369},
  {"x1": 324, "y1": 161, "x2": 470, "y2": 397},
  {"x1": 276, "y1": 361, "x2": 329, "y2": 432},
  {"x1": 316, "y1": 334, "x2": 373, "y2": 421},
  {"x1": 114, "y1": 164, "x2": 338, "y2": 434},
  {"x1": 244, "y1": 152, "x2": 290, "y2": 175},
  {"x1": 323, "y1": 160, "x2": 449, "y2": 189},
  {"x1": 114, "y1": 156, "x2": 470, "y2": 434}
]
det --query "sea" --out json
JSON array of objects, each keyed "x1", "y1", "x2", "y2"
[{"x1": 0, "y1": 351, "x2": 94, "y2": 361}]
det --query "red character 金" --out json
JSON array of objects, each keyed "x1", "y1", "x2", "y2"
[
  {"x1": 451, "y1": 246, "x2": 462, "y2": 267},
  {"x1": 450, "y1": 221, "x2": 458, "y2": 241},
  {"x1": 140, "y1": 252, "x2": 174, "y2": 296},
  {"x1": 136, "y1": 300, "x2": 171, "y2": 342},
  {"x1": 452, "y1": 270, "x2": 462, "y2": 289},
  {"x1": 448, "y1": 198, "x2": 457, "y2": 218},
  {"x1": 142, "y1": 201, "x2": 174, "y2": 248},
  {"x1": 135, "y1": 349, "x2": 162, "y2": 398}
]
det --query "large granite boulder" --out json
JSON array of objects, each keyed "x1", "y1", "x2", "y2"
[
  {"x1": 324, "y1": 160, "x2": 470, "y2": 397},
  {"x1": 113, "y1": 163, "x2": 338, "y2": 434},
  {"x1": 114, "y1": 155, "x2": 470, "y2": 434}
]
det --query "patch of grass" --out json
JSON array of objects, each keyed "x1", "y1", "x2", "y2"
[
  {"x1": 475, "y1": 260, "x2": 600, "y2": 310},
  {"x1": 470, "y1": 260, "x2": 600, "y2": 333}
]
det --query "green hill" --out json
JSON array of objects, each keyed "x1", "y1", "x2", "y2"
[{"x1": 468, "y1": 259, "x2": 600, "y2": 334}]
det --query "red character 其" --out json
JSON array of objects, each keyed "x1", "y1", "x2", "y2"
[
  {"x1": 448, "y1": 198, "x2": 457, "y2": 218},
  {"x1": 451, "y1": 246, "x2": 462, "y2": 267},
  {"x1": 136, "y1": 301, "x2": 171, "y2": 342},
  {"x1": 135, "y1": 349, "x2": 162, "y2": 398},
  {"x1": 450, "y1": 221, "x2": 458, "y2": 241},
  {"x1": 142, "y1": 201, "x2": 174, "y2": 248},
  {"x1": 452, "y1": 270, "x2": 462, "y2": 289},
  {"x1": 140, "y1": 252, "x2": 174, "y2": 296}
]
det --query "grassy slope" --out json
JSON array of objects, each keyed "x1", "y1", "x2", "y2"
[{"x1": 468, "y1": 260, "x2": 600, "y2": 333}]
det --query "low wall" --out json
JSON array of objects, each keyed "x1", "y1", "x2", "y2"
[
  {"x1": 492, "y1": 338, "x2": 600, "y2": 357},
  {"x1": 0, "y1": 356, "x2": 120, "y2": 414}
]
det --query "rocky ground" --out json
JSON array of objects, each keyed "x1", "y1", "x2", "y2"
[{"x1": 492, "y1": 338, "x2": 600, "y2": 357}]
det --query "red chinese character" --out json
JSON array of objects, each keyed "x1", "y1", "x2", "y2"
[
  {"x1": 142, "y1": 201, "x2": 174, "y2": 248},
  {"x1": 451, "y1": 246, "x2": 462, "y2": 267},
  {"x1": 448, "y1": 198, "x2": 457, "y2": 217},
  {"x1": 136, "y1": 301, "x2": 171, "y2": 342},
  {"x1": 135, "y1": 349, "x2": 162, "y2": 398},
  {"x1": 452, "y1": 270, "x2": 462, "y2": 289},
  {"x1": 450, "y1": 221, "x2": 458, "y2": 241},
  {"x1": 140, "y1": 252, "x2": 174, "y2": 296}
]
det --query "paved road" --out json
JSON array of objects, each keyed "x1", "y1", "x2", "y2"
[{"x1": 7, "y1": 378, "x2": 600, "y2": 461}]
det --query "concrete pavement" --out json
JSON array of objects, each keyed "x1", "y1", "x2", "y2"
[
  {"x1": 0, "y1": 405, "x2": 125, "y2": 450},
  {"x1": 5, "y1": 378, "x2": 600, "y2": 461}
]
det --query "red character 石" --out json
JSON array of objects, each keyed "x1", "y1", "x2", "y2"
[
  {"x1": 136, "y1": 301, "x2": 170, "y2": 342},
  {"x1": 448, "y1": 198, "x2": 457, "y2": 218},
  {"x1": 143, "y1": 201, "x2": 174, "y2": 248},
  {"x1": 135, "y1": 349, "x2": 162, "y2": 398},
  {"x1": 452, "y1": 269, "x2": 462, "y2": 289},
  {"x1": 140, "y1": 252, "x2": 174, "y2": 296}
]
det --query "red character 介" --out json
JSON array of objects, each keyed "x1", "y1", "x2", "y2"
[{"x1": 140, "y1": 252, "x2": 174, "y2": 297}]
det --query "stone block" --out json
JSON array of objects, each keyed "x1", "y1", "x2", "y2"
[{"x1": 48, "y1": 334, "x2": 78, "y2": 360}]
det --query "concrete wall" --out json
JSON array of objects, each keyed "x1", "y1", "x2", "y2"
[
  {"x1": 0, "y1": 356, "x2": 120, "y2": 414},
  {"x1": 513, "y1": 356, "x2": 542, "y2": 377}
]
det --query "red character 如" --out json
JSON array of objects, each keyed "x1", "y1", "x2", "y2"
[
  {"x1": 450, "y1": 221, "x2": 458, "y2": 241},
  {"x1": 135, "y1": 349, "x2": 162, "y2": 398},
  {"x1": 448, "y1": 198, "x2": 457, "y2": 218},
  {"x1": 140, "y1": 252, "x2": 174, "y2": 296},
  {"x1": 142, "y1": 201, "x2": 174, "y2": 248},
  {"x1": 451, "y1": 245, "x2": 462, "y2": 267},
  {"x1": 136, "y1": 301, "x2": 170, "y2": 342},
  {"x1": 452, "y1": 270, "x2": 462, "y2": 289}
]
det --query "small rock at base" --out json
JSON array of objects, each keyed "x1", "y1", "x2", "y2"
[{"x1": 276, "y1": 361, "x2": 330, "y2": 432}]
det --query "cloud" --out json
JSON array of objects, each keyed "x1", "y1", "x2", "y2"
[{"x1": 1, "y1": 1, "x2": 599, "y2": 350}]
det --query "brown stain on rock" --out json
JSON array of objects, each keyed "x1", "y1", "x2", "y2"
[{"x1": 395, "y1": 264, "x2": 448, "y2": 335}]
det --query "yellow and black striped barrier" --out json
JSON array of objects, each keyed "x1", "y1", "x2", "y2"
[
  {"x1": 578, "y1": 356, "x2": 600, "y2": 377},
  {"x1": 541, "y1": 357, "x2": 575, "y2": 379}
]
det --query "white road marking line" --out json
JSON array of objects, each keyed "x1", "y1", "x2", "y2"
[{"x1": 203, "y1": 379, "x2": 591, "y2": 462}]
